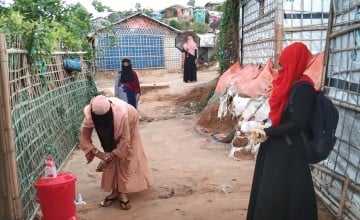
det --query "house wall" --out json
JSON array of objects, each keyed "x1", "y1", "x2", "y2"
[
  {"x1": 314, "y1": 1, "x2": 360, "y2": 219},
  {"x1": 164, "y1": 35, "x2": 182, "y2": 69},
  {"x1": 96, "y1": 15, "x2": 181, "y2": 70}
]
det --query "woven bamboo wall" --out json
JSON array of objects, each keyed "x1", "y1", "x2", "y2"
[
  {"x1": 239, "y1": 0, "x2": 330, "y2": 65},
  {"x1": 313, "y1": 1, "x2": 360, "y2": 219},
  {"x1": 240, "y1": 0, "x2": 277, "y2": 65}
]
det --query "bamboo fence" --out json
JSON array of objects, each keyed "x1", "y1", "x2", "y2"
[{"x1": 0, "y1": 33, "x2": 97, "y2": 219}]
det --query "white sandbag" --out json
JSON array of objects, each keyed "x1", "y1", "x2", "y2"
[
  {"x1": 253, "y1": 99, "x2": 270, "y2": 122},
  {"x1": 231, "y1": 95, "x2": 251, "y2": 117},
  {"x1": 242, "y1": 98, "x2": 266, "y2": 121}
]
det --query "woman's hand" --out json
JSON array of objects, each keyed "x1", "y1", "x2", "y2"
[
  {"x1": 85, "y1": 151, "x2": 95, "y2": 164},
  {"x1": 91, "y1": 148, "x2": 111, "y2": 162},
  {"x1": 96, "y1": 160, "x2": 109, "y2": 172},
  {"x1": 136, "y1": 93, "x2": 141, "y2": 102},
  {"x1": 104, "y1": 152, "x2": 116, "y2": 162}
]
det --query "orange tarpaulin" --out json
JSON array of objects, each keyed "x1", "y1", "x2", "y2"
[
  {"x1": 215, "y1": 54, "x2": 323, "y2": 98},
  {"x1": 304, "y1": 53, "x2": 324, "y2": 91},
  {"x1": 236, "y1": 60, "x2": 278, "y2": 98},
  {"x1": 215, "y1": 61, "x2": 260, "y2": 95}
]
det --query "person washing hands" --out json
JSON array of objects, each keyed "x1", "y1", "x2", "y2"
[
  {"x1": 80, "y1": 95, "x2": 153, "y2": 210},
  {"x1": 246, "y1": 42, "x2": 318, "y2": 220}
]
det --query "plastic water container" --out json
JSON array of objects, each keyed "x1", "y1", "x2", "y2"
[{"x1": 34, "y1": 172, "x2": 77, "y2": 220}]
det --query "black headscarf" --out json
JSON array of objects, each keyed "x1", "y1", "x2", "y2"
[
  {"x1": 120, "y1": 58, "x2": 134, "y2": 83},
  {"x1": 91, "y1": 105, "x2": 116, "y2": 152}
]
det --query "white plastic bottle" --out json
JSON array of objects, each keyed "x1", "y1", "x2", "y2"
[{"x1": 44, "y1": 155, "x2": 57, "y2": 178}]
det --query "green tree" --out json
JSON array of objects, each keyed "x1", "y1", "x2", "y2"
[
  {"x1": 13, "y1": 0, "x2": 65, "y2": 21},
  {"x1": 135, "y1": 2, "x2": 141, "y2": 12},
  {"x1": 190, "y1": 22, "x2": 209, "y2": 34},
  {"x1": 107, "y1": 10, "x2": 135, "y2": 22},
  {"x1": 216, "y1": 2, "x2": 226, "y2": 12},
  {"x1": 61, "y1": 3, "x2": 92, "y2": 50},
  {"x1": 1, "y1": 1, "x2": 93, "y2": 63},
  {"x1": 187, "y1": 0, "x2": 195, "y2": 7},
  {"x1": 143, "y1": 8, "x2": 153, "y2": 16},
  {"x1": 92, "y1": 0, "x2": 113, "y2": 13},
  {"x1": 217, "y1": 0, "x2": 239, "y2": 73},
  {"x1": 0, "y1": 1, "x2": 9, "y2": 14},
  {"x1": 169, "y1": 20, "x2": 183, "y2": 30}
]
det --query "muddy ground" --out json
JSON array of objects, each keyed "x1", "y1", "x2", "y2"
[{"x1": 62, "y1": 67, "x2": 335, "y2": 220}]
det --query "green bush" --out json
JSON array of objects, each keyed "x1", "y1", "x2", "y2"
[
  {"x1": 190, "y1": 22, "x2": 209, "y2": 34},
  {"x1": 217, "y1": 0, "x2": 239, "y2": 73},
  {"x1": 169, "y1": 20, "x2": 183, "y2": 30}
]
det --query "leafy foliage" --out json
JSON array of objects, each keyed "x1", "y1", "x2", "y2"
[
  {"x1": 217, "y1": 0, "x2": 239, "y2": 73},
  {"x1": 107, "y1": 11, "x2": 134, "y2": 22},
  {"x1": 187, "y1": 0, "x2": 196, "y2": 7},
  {"x1": 0, "y1": 1, "x2": 93, "y2": 64},
  {"x1": 135, "y1": 2, "x2": 141, "y2": 12},
  {"x1": 169, "y1": 20, "x2": 184, "y2": 30},
  {"x1": 190, "y1": 22, "x2": 210, "y2": 34},
  {"x1": 13, "y1": 0, "x2": 64, "y2": 21},
  {"x1": 91, "y1": 0, "x2": 112, "y2": 13}
]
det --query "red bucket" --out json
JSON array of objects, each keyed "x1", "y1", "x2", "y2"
[{"x1": 34, "y1": 172, "x2": 77, "y2": 220}]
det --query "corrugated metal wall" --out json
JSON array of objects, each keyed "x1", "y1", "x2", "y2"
[
  {"x1": 313, "y1": 1, "x2": 360, "y2": 219},
  {"x1": 96, "y1": 15, "x2": 181, "y2": 70},
  {"x1": 239, "y1": 0, "x2": 329, "y2": 65}
]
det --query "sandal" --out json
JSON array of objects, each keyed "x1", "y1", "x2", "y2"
[
  {"x1": 100, "y1": 196, "x2": 116, "y2": 207},
  {"x1": 120, "y1": 200, "x2": 131, "y2": 210}
]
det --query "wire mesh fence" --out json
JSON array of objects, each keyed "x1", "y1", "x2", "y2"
[{"x1": 5, "y1": 42, "x2": 97, "y2": 219}]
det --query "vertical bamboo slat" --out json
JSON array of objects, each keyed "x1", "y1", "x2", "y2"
[
  {"x1": 274, "y1": 0, "x2": 283, "y2": 68},
  {"x1": 0, "y1": 34, "x2": 23, "y2": 220}
]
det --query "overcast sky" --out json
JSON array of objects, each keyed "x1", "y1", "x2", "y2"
[{"x1": 64, "y1": 0, "x2": 215, "y2": 18}]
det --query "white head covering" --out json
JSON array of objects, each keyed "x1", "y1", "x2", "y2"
[{"x1": 91, "y1": 95, "x2": 111, "y2": 115}]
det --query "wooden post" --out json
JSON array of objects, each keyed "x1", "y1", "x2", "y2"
[
  {"x1": 338, "y1": 178, "x2": 350, "y2": 219},
  {"x1": 239, "y1": 3, "x2": 244, "y2": 66},
  {"x1": 322, "y1": 0, "x2": 334, "y2": 91},
  {"x1": 0, "y1": 34, "x2": 23, "y2": 219},
  {"x1": 274, "y1": 0, "x2": 284, "y2": 68}
]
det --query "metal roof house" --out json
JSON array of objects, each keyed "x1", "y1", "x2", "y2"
[{"x1": 95, "y1": 13, "x2": 182, "y2": 70}]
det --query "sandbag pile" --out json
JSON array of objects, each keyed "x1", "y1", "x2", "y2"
[{"x1": 196, "y1": 53, "x2": 324, "y2": 160}]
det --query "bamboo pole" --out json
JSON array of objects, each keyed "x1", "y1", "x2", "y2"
[
  {"x1": 338, "y1": 178, "x2": 350, "y2": 219},
  {"x1": 0, "y1": 34, "x2": 23, "y2": 219},
  {"x1": 322, "y1": 0, "x2": 334, "y2": 90},
  {"x1": 274, "y1": 0, "x2": 283, "y2": 68}
]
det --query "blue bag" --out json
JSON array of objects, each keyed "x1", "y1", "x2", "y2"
[{"x1": 63, "y1": 57, "x2": 81, "y2": 72}]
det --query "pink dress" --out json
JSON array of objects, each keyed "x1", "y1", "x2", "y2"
[{"x1": 80, "y1": 97, "x2": 153, "y2": 193}]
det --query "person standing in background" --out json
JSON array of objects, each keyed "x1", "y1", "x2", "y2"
[
  {"x1": 182, "y1": 35, "x2": 198, "y2": 83},
  {"x1": 115, "y1": 58, "x2": 141, "y2": 109}
]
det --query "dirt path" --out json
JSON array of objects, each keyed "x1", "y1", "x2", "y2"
[{"x1": 62, "y1": 67, "x2": 334, "y2": 220}]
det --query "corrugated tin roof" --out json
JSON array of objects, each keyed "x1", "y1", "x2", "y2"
[{"x1": 96, "y1": 13, "x2": 181, "y2": 33}]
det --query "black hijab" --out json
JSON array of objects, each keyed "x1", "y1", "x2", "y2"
[
  {"x1": 120, "y1": 58, "x2": 134, "y2": 83},
  {"x1": 91, "y1": 104, "x2": 116, "y2": 152}
]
